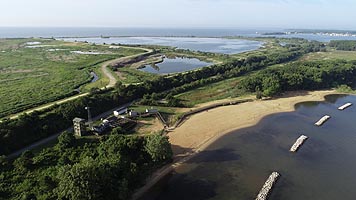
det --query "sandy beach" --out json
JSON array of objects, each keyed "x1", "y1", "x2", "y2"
[
  {"x1": 132, "y1": 90, "x2": 338, "y2": 200},
  {"x1": 168, "y1": 90, "x2": 337, "y2": 157}
]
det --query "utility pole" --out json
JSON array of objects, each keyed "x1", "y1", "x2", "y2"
[{"x1": 85, "y1": 106, "x2": 93, "y2": 130}]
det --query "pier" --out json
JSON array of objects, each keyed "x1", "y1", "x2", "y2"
[
  {"x1": 314, "y1": 115, "x2": 330, "y2": 126},
  {"x1": 255, "y1": 172, "x2": 280, "y2": 200},
  {"x1": 290, "y1": 135, "x2": 308, "y2": 152},
  {"x1": 338, "y1": 103, "x2": 352, "y2": 110}
]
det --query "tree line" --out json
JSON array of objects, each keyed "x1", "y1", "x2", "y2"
[
  {"x1": 239, "y1": 60, "x2": 356, "y2": 97},
  {"x1": 329, "y1": 40, "x2": 356, "y2": 51},
  {"x1": 0, "y1": 132, "x2": 172, "y2": 199}
]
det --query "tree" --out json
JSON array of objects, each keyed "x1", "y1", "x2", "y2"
[
  {"x1": 89, "y1": 87, "x2": 101, "y2": 95},
  {"x1": 57, "y1": 131, "x2": 76, "y2": 149},
  {"x1": 0, "y1": 155, "x2": 7, "y2": 169},
  {"x1": 14, "y1": 150, "x2": 34, "y2": 171},
  {"x1": 167, "y1": 97, "x2": 181, "y2": 107},
  {"x1": 262, "y1": 75, "x2": 281, "y2": 97},
  {"x1": 256, "y1": 90, "x2": 262, "y2": 99},
  {"x1": 144, "y1": 133, "x2": 173, "y2": 163},
  {"x1": 57, "y1": 157, "x2": 129, "y2": 200},
  {"x1": 111, "y1": 127, "x2": 125, "y2": 135}
]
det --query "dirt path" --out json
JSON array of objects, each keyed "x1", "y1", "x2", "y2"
[
  {"x1": 100, "y1": 59, "x2": 119, "y2": 88},
  {"x1": 100, "y1": 47, "x2": 153, "y2": 88}
]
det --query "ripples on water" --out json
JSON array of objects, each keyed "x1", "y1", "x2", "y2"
[{"x1": 144, "y1": 94, "x2": 356, "y2": 200}]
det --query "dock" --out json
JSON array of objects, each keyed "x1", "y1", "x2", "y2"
[
  {"x1": 314, "y1": 115, "x2": 330, "y2": 126},
  {"x1": 290, "y1": 135, "x2": 308, "y2": 152},
  {"x1": 338, "y1": 103, "x2": 352, "y2": 110},
  {"x1": 255, "y1": 172, "x2": 280, "y2": 200}
]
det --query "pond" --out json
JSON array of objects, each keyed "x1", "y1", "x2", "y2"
[{"x1": 139, "y1": 57, "x2": 212, "y2": 74}]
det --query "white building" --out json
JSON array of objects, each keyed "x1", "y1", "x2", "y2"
[
  {"x1": 145, "y1": 108, "x2": 158, "y2": 114},
  {"x1": 113, "y1": 108, "x2": 128, "y2": 117}
]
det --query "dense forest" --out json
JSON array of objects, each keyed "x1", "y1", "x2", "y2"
[
  {"x1": 329, "y1": 40, "x2": 356, "y2": 51},
  {"x1": 0, "y1": 132, "x2": 172, "y2": 199},
  {"x1": 0, "y1": 40, "x2": 323, "y2": 156},
  {"x1": 239, "y1": 60, "x2": 356, "y2": 97}
]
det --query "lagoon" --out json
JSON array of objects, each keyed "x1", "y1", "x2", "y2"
[{"x1": 63, "y1": 37, "x2": 263, "y2": 54}]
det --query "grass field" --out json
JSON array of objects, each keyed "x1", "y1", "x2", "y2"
[
  {"x1": 300, "y1": 50, "x2": 356, "y2": 61},
  {"x1": 176, "y1": 76, "x2": 251, "y2": 106},
  {"x1": 117, "y1": 67, "x2": 158, "y2": 84},
  {"x1": 0, "y1": 38, "x2": 145, "y2": 117}
]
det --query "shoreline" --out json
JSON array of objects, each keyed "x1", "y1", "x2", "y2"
[
  {"x1": 168, "y1": 90, "x2": 337, "y2": 157},
  {"x1": 132, "y1": 89, "x2": 339, "y2": 200}
]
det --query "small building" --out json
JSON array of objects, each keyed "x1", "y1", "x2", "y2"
[
  {"x1": 113, "y1": 108, "x2": 128, "y2": 117},
  {"x1": 73, "y1": 117, "x2": 86, "y2": 137},
  {"x1": 145, "y1": 108, "x2": 158, "y2": 114},
  {"x1": 129, "y1": 111, "x2": 139, "y2": 117},
  {"x1": 92, "y1": 121, "x2": 110, "y2": 135}
]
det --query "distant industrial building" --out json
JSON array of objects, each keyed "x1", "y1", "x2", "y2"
[{"x1": 73, "y1": 117, "x2": 86, "y2": 136}]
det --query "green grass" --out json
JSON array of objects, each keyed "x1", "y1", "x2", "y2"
[
  {"x1": 300, "y1": 50, "x2": 356, "y2": 61},
  {"x1": 129, "y1": 105, "x2": 180, "y2": 115},
  {"x1": 129, "y1": 105, "x2": 183, "y2": 126},
  {"x1": 176, "y1": 76, "x2": 252, "y2": 106},
  {"x1": 118, "y1": 67, "x2": 158, "y2": 84},
  {"x1": 0, "y1": 38, "x2": 145, "y2": 117}
]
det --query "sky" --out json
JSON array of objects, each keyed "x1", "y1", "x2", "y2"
[{"x1": 1, "y1": 0, "x2": 356, "y2": 30}]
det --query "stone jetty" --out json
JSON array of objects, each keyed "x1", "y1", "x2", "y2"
[
  {"x1": 314, "y1": 115, "x2": 330, "y2": 126},
  {"x1": 255, "y1": 172, "x2": 280, "y2": 200},
  {"x1": 338, "y1": 103, "x2": 352, "y2": 110},
  {"x1": 290, "y1": 135, "x2": 308, "y2": 152}
]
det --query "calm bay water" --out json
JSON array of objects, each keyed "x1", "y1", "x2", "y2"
[
  {"x1": 0, "y1": 27, "x2": 262, "y2": 38},
  {"x1": 143, "y1": 94, "x2": 356, "y2": 200},
  {"x1": 140, "y1": 57, "x2": 211, "y2": 74},
  {"x1": 63, "y1": 37, "x2": 263, "y2": 54},
  {"x1": 1, "y1": 27, "x2": 356, "y2": 44}
]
